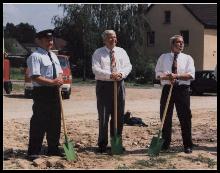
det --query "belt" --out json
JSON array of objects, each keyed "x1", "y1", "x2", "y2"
[
  {"x1": 97, "y1": 80, "x2": 124, "y2": 84},
  {"x1": 33, "y1": 86, "x2": 58, "y2": 89},
  {"x1": 164, "y1": 84, "x2": 189, "y2": 89}
]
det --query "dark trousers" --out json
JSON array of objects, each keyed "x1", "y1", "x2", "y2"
[
  {"x1": 96, "y1": 80, "x2": 125, "y2": 147},
  {"x1": 28, "y1": 86, "x2": 61, "y2": 155},
  {"x1": 160, "y1": 85, "x2": 193, "y2": 149}
]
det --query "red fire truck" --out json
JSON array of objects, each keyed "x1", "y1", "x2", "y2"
[{"x1": 3, "y1": 52, "x2": 12, "y2": 94}]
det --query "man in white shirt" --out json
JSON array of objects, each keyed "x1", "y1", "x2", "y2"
[
  {"x1": 155, "y1": 35, "x2": 195, "y2": 154},
  {"x1": 92, "y1": 30, "x2": 132, "y2": 153}
]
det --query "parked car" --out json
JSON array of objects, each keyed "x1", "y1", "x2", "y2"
[
  {"x1": 214, "y1": 65, "x2": 217, "y2": 81},
  {"x1": 24, "y1": 54, "x2": 72, "y2": 99},
  {"x1": 190, "y1": 70, "x2": 217, "y2": 95}
]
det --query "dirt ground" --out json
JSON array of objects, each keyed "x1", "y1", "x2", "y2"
[{"x1": 3, "y1": 84, "x2": 217, "y2": 170}]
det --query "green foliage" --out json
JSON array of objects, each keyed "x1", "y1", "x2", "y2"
[
  {"x1": 11, "y1": 83, "x2": 24, "y2": 92},
  {"x1": 10, "y1": 67, "x2": 24, "y2": 80},
  {"x1": 52, "y1": 4, "x2": 152, "y2": 83},
  {"x1": 129, "y1": 55, "x2": 157, "y2": 84},
  {"x1": 4, "y1": 23, "x2": 36, "y2": 43}
]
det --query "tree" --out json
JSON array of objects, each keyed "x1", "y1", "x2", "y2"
[
  {"x1": 52, "y1": 4, "x2": 153, "y2": 83},
  {"x1": 4, "y1": 22, "x2": 36, "y2": 43}
]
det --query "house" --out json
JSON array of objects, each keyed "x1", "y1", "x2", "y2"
[
  {"x1": 4, "y1": 38, "x2": 29, "y2": 56},
  {"x1": 4, "y1": 38, "x2": 29, "y2": 67},
  {"x1": 145, "y1": 4, "x2": 217, "y2": 70},
  {"x1": 22, "y1": 43, "x2": 38, "y2": 53}
]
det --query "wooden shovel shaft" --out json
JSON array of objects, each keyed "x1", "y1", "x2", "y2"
[
  {"x1": 59, "y1": 87, "x2": 67, "y2": 136},
  {"x1": 114, "y1": 81, "x2": 118, "y2": 133},
  {"x1": 160, "y1": 84, "x2": 173, "y2": 132}
]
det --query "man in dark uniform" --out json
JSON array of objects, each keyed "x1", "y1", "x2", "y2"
[
  {"x1": 155, "y1": 35, "x2": 195, "y2": 154},
  {"x1": 26, "y1": 29, "x2": 64, "y2": 160},
  {"x1": 92, "y1": 30, "x2": 132, "y2": 153}
]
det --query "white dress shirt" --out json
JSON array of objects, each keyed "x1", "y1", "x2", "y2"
[
  {"x1": 27, "y1": 48, "x2": 63, "y2": 87},
  {"x1": 92, "y1": 46, "x2": 132, "y2": 81},
  {"x1": 155, "y1": 52, "x2": 195, "y2": 86}
]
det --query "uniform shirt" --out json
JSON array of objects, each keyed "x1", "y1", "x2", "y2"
[
  {"x1": 27, "y1": 47, "x2": 63, "y2": 87},
  {"x1": 92, "y1": 46, "x2": 132, "y2": 81},
  {"x1": 155, "y1": 52, "x2": 195, "y2": 86}
]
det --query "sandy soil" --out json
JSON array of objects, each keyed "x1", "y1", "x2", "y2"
[{"x1": 3, "y1": 85, "x2": 217, "y2": 170}]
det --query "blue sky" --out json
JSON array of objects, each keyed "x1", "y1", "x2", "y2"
[{"x1": 3, "y1": 3, "x2": 64, "y2": 32}]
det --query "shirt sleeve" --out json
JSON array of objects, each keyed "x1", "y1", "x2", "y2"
[
  {"x1": 26, "y1": 55, "x2": 41, "y2": 77},
  {"x1": 118, "y1": 49, "x2": 132, "y2": 79},
  {"x1": 185, "y1": 55, "x2": 195, "y2": 79},
  {"x1": 155, "y1": 54, "x2": 164, "y2": 79},
  {"x1": 92, "y1": 50, "x2": 111, "y2": 79}
]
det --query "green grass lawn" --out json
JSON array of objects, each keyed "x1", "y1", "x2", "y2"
[{"x1": 10, "y1": 67, "x2": 24, "y2": 80}]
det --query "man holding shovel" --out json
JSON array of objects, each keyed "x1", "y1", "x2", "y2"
[
  {"x1": 92, "y1": 30, "x2": 132, "y2": 153},
  {"x1": 26, "y1": 29, "x2": 64, "y2": 160},
  {"x1": 154, "y1": 35, "x2": 195, "y2": 154}
]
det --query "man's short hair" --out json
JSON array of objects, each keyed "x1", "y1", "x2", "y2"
[
  {"x1": 170, "y1": 35, "x2": 183, "y2": 46},
  {"x1": 101, "y1": 30, "x2": 116, "y2": 40}
]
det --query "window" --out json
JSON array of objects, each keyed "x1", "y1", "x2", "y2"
[
  {"x1": 58, "y1": 56, "x2": 69, "y2": 68},
  {"x1": 164, "y1": 11, "x2": 171, "y2": 24},
  {"x1": 180, "y1": 30, "x2": 189, "y2": 46},
  {"x1": 147, "y1": 31, "x2": 155, "y2": 47}
]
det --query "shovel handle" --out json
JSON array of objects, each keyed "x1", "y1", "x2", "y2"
[
  {"x1": 160, "y1": 84, "x2": 173, "y2": 132},
  {"x1": 114, "y1": 81, "x2": 118, "y2": 134},
  {"x1": 59, "y1": 87, "x2": 67, "y2": 136}
]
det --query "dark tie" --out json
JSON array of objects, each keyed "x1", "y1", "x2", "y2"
[
  {"x1": 110, "y1": 50, "x2": 116, "y2": 72},
  {"x1": 48, "y1": 52, "x2": 57, "y2": 79},
  {"x1": 172, "y1": 53, "x2": 178, "y2": 74}
]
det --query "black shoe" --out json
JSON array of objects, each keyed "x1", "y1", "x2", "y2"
[
  {"x1": 184, "y1": 147, "x2": 192, "y2": 154},
  {"x1": 26, "y1": 154, "x2": 40, "y2": 161},
  {"x1": 97, "y1": 146, "x2": 107, "y2": 153},
  {"x1": 47, "y1": 149, "x2": 64, "y2": 157}
]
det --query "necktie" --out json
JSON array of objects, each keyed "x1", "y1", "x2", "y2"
[
  {"x1": 48, "y1": 52, "x2": 57, "y2": 79},
  {"x1": 172, "y1": 53, "x2": 178, "y2": 74},
  {"x1": 110, "y1": 50, "x2": 116, "y2": 72}
]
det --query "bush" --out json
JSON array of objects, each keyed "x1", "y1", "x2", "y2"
[{"x1": 129, "y1": 56, "x2": 156, "y2": 84}]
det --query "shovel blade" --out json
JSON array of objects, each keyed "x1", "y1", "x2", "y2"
[
  {"x1": 63, "y1": 140, "x2": 77, "y2": 161},
  {"x1": 111, "y1": 135, "x2": 123, "y2": 155},
  {"x1": 147, "y1": 136, "x2": 164, "y2": 156}
]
